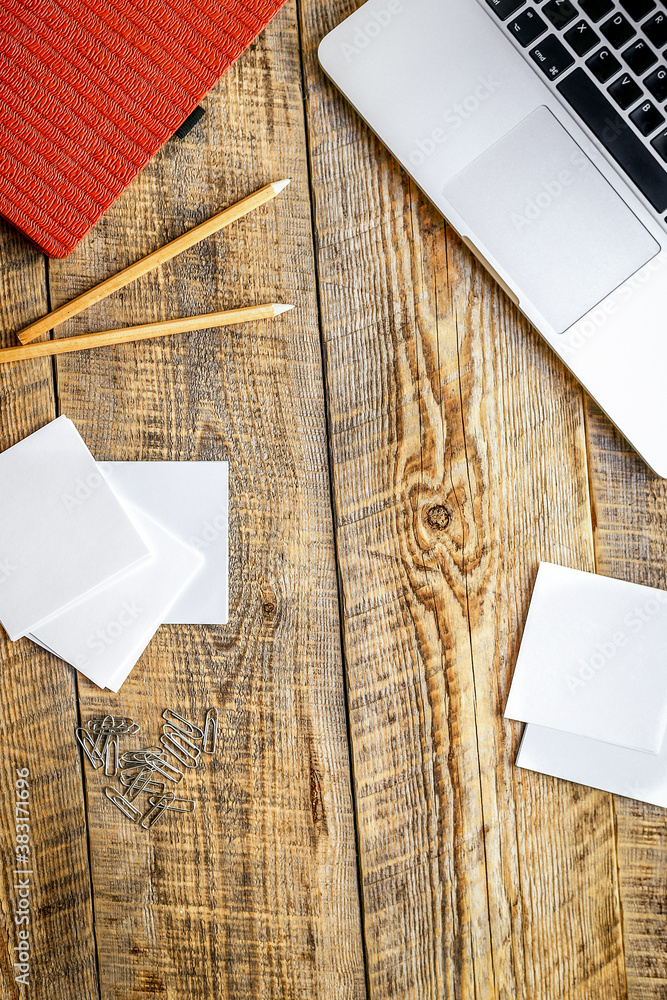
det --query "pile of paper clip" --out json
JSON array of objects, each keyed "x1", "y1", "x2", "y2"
[{"x1": 74, "y1": 707, "x2": 218, "y2": 830}]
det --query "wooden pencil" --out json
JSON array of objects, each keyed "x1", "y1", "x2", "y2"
[
  {"x1": 16, "y1": 179, "x2": 291, "y2": 345},
  {"x1": 1, "y1": 304, "x2": 293, "y2": 364}
]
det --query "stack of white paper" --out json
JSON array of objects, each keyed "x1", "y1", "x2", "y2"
[
  {"x1": 505, "y1": 562, "x2": 667, "y2": 808},
  {"x1": 0, "y1": 417, "x2": 229, "y2": 691}
]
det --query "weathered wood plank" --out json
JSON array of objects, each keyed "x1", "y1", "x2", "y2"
[
  {"x1": 0, "y1": 220, "x2": 99, "y2": 999},
  {"x1": 45, "y1": 4, "x2": 365, "y2": 998},
  {"x1": 585, "y1": 401, "x2": 667, "y2": 1000},
  {"x1": 300, "y1": 1, "x2": 627, "y2": 995}
]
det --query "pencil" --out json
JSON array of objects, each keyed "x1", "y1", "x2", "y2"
[
  {"x1": 16, "y1": 179, "x2": 291, "y2": 345},
  {"x1": 1, "y1": 304, "x2": 293, "y2": 364}
]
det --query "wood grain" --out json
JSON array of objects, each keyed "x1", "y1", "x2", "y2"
[
  {"x1": 585, "y1": 401, "x2": 667, "y2": 1000},
  {"x1": 16, "y1": 181, "x2": 290, "y2": 346},
  {"x1": 39, "y1": 3, "x2": 365, "y2": 999},
  {"x1": 0, "y1": 219, "x2": 99, "y2": 999},
  {"x1": 0, "y1": 305, "x2": 291, "y2": 365},
  {"x1": 299, "y1": 0, "x2": 627, "y2": 995}
]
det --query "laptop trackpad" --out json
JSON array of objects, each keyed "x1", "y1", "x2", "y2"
[{"x1": 443, "y1": 106, "x2": 659, "y2": 334}]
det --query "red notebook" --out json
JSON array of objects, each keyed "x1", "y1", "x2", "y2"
[{"x1": 0, "y1": 0, "x2": 286, "y2": 257}]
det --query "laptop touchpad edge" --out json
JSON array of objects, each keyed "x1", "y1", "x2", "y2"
[{"x1": 442, "y1": 106, "x2": 659, "y2": 334}]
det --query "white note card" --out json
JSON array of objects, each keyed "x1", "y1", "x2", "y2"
[
  {"x1": 504, "y1": 562, "x2": 667, "y2": 754},
  {"x1": 98, "y1": 461, "x2": 228, "y2": 625},
  {"x1": 516, "y1": 723, "x2": 667, "y2": 810},
  {"x1": 30, "y1": 503, "x2": 204, "y2": 692},
  {"x1": 0, "y1": 417, "x2": 150, "y2": 641}
]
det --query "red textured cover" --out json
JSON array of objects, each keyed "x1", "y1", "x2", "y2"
[{"x1": 0, "y1": 0, "x2": 286, "y2": 257}]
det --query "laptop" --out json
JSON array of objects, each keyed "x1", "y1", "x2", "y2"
[{"x1": 319, "y1": 0, "x2": 667, "y2": 476}]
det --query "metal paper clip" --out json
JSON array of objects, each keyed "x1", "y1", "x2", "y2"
[
  {"x1": 147, "y1": 795, "x2": 196, "y2": 813},
  {"x1": 145, "y1": 753, "x2": 183, "y2": 783},
  {"x1": 92, "y1": 715, "x2": 115, "y2": 757},
  {"x1": 104, "y1": 732, "x2": 119, "y2": 777},
  {"x1": 160, "y1": 730, "x2": 199, "y2": 768},
  {"x1": 75, "y1": 727, "x2": 104, "y2": 769},
  {"x1": 124, "y1": 765, "x2": 155, "y2": 802},
  {"x1": 119, "y1": 747, "x2": 166, "y2": 765},
  {"x1": 163, "y1": 724, "x2": 201, "y2": 757},
  {"x1": 202, "y1": 708, "x2": 218, "y2": 754},
  {"x1": 120, "y1": 773, "x2": 166, "y2": 795},
  {"x1": 161, "y1": 709, "x2": 203, "y2": 740},
  {"x1": 104, "y1": 786, "x2": 142, "y2": 823},
  {"x1": 88, "y1": 716, "x2": 139, "y2": 735},
  {"x1": 141, "y1": 791, "x2": 175, "y2": 829}
]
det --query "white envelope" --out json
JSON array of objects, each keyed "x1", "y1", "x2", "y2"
[
  {"x1": 516, "y1": 723, "x2": 667, "y2": 809},
  {"x1": 98, "y1": 461, "x2": 228, "y2": 625},
  {"x1": 30, "y1": 503, "x2": 204, "y2": 691},
  {"x1": 0, "y1": 417, "x2": 150, "y2": 641},
  {"x1": 504, "y1": 562, "x2": 667, "y2": 754}
]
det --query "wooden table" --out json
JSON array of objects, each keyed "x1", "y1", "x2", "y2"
[{"x1": 1, "y1": 1, "x2": 666, "y2": 997}]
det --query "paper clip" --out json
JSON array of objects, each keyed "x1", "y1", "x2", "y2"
[
  {"x1": 75, "y1": 727, "x2": 104, "y2": 769},
  {"x1": 160, "y1": 729, "x2": 200, "y2": 768},
  {"x1": 202, "y1": 708, "x2": 218, "y2": 754},
  {"x1": 119, "y1": 747, "x2": 166, "y2": 766},
  {"x1": 162, "y1": 709, "x2": 203, "y2": 740},
  {"x1": 141, "y1": 791, "x2": 175, "y2": 829},
  {"x1": 124, "y1": 765, "x2": 155, "y2": 802},
  {"x1": 92, "y1": 714, "x2": 115, "y2": 757},
  {"x1": 145, "y1": 753, "x2": 183, "y2": 784},
  {"x1": 147, "y1": 795, "x2": 196, "y2": 814},
  {"x1": 104, "y1": 786, "x2": 142, "y2": 823},
  {"x1": 119, "y1": 771, "x2": 166, "y2": 795},
  {"x1": 104, "y1": 732, "x2": 119, "y2": 777},
  {"x1": 88, "y1": 716, "x2": 139, "y2": 736}
]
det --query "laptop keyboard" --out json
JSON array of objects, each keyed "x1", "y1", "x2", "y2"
[{"x1": 485, "y1": 0, "x2": 667, "y2": 216}]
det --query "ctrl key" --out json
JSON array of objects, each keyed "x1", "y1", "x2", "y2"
[
  {"x1": 530, "y1": 35, "x2": 575, "y2": 79},
  {"x1": 651, "y1": 127, "x2": 667, "y2": 162}
]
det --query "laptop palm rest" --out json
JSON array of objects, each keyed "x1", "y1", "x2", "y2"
[{"x1": 443, "y1": 106, "x2": 659, "y2": 334}]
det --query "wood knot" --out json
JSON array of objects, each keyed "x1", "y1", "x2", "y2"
[
  {"x1": 262, "y1": 601, "x2": 276, "y2": 617},
  {"x1": 424, "y1": 504, "x2": 450, "y2": 531}
]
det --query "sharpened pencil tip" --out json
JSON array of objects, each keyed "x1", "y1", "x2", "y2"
[
  {"x1": 272, "y1": 303, "x2": 295, "y2": 315},
  {"x1": 271, "y1": 179, "x2": 291, "y2": 194}
]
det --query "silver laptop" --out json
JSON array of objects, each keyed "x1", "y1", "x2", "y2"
[{"x1": 319, "y1": 0, "x2": 667, "y2": 475}]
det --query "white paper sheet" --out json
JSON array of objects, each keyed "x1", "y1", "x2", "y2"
[
  {"x1": 31, "y1": 503, "x2": 204, "y2": 691},
  {"x1": 504, "y1": 562, "x2": 667, "y2": 754},
  {"x1": 98, "y1": 461, "x2": 228, "y2": 625},
  {"x1": 516, "y1": 723, "x2": 667, "y2": 809},
  {"x1": 0, "y1": 417, "x2": 150, "y2": 641}
]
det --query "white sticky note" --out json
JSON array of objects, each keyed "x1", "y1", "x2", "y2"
[
  {"x1": 505, "y1": 563, "x2": 667, "y2": 754},
  {"x1": 98, "y1": 462, "x2": 228, "y2": 625},
  {"x1": 30, "y1": 503, "x2": 204, "y2": 691},
  {"x1": 516, "y1": 723, "x2": 667, "y2": 809},
  {"x1": 0, "y1": 417, "x2": 150, "y2": 641}
]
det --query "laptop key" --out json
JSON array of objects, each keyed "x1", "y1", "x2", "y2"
[
  {"x1": 601, "y1": 11, "x2": 636, "y2": 46},
  {"x1": 530, "y1": 34, "x2": 576, "y2": 76},
  {"x1": 485, "y1": 0, "x2": 525, "y2": 20},
  {"x1": 630, "y1": 97, "x2": 666, "y2": 132},
  {"x1": 643, "y1": 10, "x2": 667, "y2": 46},
  {"x1": 564, "y1": 19, "x2": 600, "y2": 54},
  {"x1": 586, "y1": 45, "x2": 622, "y2": 79},
  {"x1": 543, "y1": 0, "x2": 578, "y2": 27},
  {"x1": 579, "y1": 0, "x2": 614, "y2": 21},
  {"x1": 608, "y1": 71, "x2": 644, "y2": 105},
  {"x1": 557, "y1": 67, "x2": 667, "y2": 210},
  {"x1": 651, "y1": 127, "x2": 667, "y2": 159},
  {"x1": 645, "y1": 64, "x2": 667, "y2": 99},
  {"x1": 508, "y1": 8, "x2": 549, "y2": 44},
  {"x1": 620, "y1": 0, "x2": 656, "y2": 18},
  {"x1": 622, "y1": 37, "x2": 658, "y2": 70}
]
